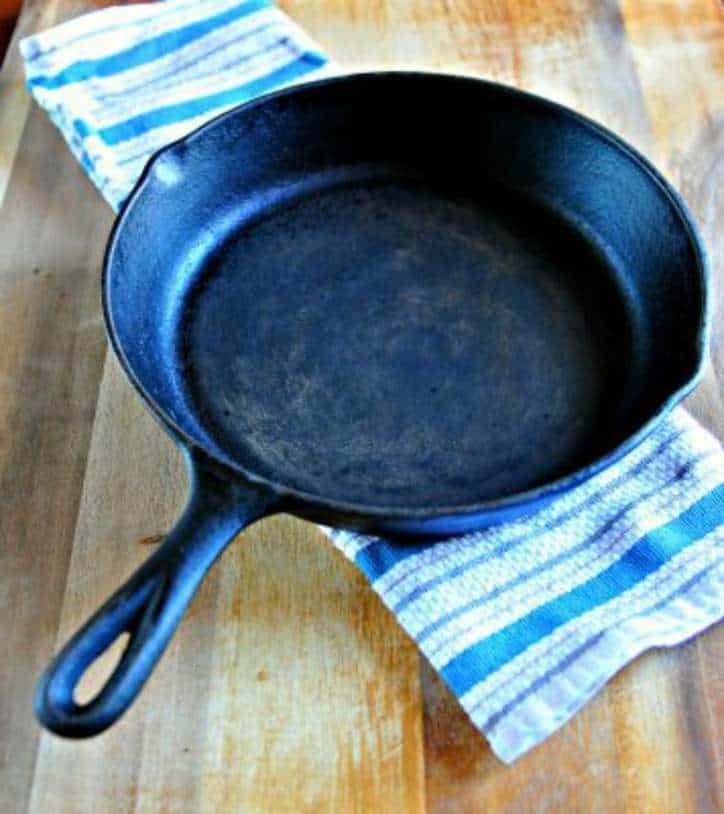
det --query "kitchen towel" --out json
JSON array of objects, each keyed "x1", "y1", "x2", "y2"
[
  {"x1": 20, "y1": 0, "x2": 332, "y2": 209},
  {"x1": 21, "y1": 0, "x2": 724, "y2": 763}
]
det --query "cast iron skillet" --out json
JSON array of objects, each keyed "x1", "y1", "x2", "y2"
[{"x1": 35, "y1": 73, "x2": 708, "y2": 738}]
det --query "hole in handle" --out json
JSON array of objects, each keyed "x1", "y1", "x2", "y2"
[{"x1": 73, "y1": 632, "x2": 131, "y2": 706}]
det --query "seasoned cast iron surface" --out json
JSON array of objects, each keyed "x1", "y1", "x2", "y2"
[{"x1": 178, "y1": 176, "x2": 632, "y2": 506}]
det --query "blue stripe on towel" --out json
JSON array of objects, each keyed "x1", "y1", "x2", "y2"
[
  {"x1": 440, "y1": 483, "x2": 724, "y2": 696},
  {"x1": 28, "y1": 0, "x2": 271, "y2": 89},
  {"x1": 73, "y1": 51, "x2": 325, "y2": 145},
  {"x1": 355, "y1": 539, "x2": 431, "y2": 576}
]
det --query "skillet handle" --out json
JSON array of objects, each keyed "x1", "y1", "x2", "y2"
[{"x1": 34, "y1": 451, "x2": 273, "y2": 738}]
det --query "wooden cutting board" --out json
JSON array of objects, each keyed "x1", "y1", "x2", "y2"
[{"x1": 1, "y1": 1, "x2": 722, "y2": 811}]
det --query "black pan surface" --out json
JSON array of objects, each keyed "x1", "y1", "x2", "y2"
[
  {"x1": 107, "y1": 72, "x2": 705, "y2": 523},
  {"x1": 182, "y1": 177, "x2": 631, "y2": 507}
]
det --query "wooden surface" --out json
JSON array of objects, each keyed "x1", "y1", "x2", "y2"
[{"x1": 1, "y1": 0, "x2": 722, "y2": 811}]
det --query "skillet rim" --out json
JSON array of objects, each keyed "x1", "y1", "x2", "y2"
[{"x1": 102, "y1": 70, "x2": 710, "y2": 521}]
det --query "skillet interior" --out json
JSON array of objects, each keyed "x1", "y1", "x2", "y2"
[{"x1": 105, "y1": 73, "x2": 706, "y2": 512}]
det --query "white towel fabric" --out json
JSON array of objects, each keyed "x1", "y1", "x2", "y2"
[
  {"x1": 21, "y1": 0, "x2": 333, "y2": 209},
  {"x1": 21, "y1": 0, "x2": 724, "y2": 764}
]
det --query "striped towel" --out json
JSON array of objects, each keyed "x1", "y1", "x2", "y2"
[
  {"x1": 20, "y1": 0, "x2": 332, "y2": 209},
  {"x1": 329, "y1": 410, "x2": 724, "y2": 760},
  {"x1": 21, "y1": 0, "x2": 724, "y2": 764}
]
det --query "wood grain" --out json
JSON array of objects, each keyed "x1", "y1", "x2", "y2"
[
  {"x1": 0, "y1": 105, "x2": 111, "y2": 810},
  {"x1": 1, "y1": 0, "x2": 722, "y2": 812}
]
